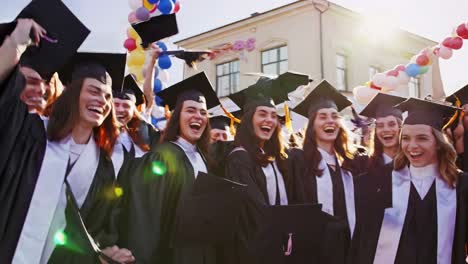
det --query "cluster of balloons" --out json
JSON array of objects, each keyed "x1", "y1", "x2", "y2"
[
  {"x1": 354, "y1": 22, "x2": 468, "y2": 105},
  {"x1": 123, "y1": 0, "x2": 180, "y2": 85},
  {"x1": 128, "y1": 0, "x2": 180, "y2": 24}
]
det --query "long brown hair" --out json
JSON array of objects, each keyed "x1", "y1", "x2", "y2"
[
  {"x1": 233, "y1": 106, "x2": 288, "y2": 176},
  {"x1": 42, "y1": 72, "x2": 64, "y2": 117},
  {"x1": 303, "y1": 110, "x2": 353, "y2": 176},
  {"x1": 47, "y1": 78, "x2": 120, "y2": 157},
  {"x1": 368, "y1": 117, "x2": 402, "y2": 168},
  {"x1": 161, "y1": 101, "x2": 212, "y2": 163},
  {"x1": 394, "y1": 127, "x2": 460, "y2": 187},
  {"x1": 126, "y1": 110, "x2": 152, "y2": 152}
]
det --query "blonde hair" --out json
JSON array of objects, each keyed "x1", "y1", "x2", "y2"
[{"x1": 394, "y1": 127, "x2": 460, "y2": 188}]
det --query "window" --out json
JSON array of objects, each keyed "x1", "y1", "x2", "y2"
[
  {"x1": 261, "y1": 46, "x2": 288, "y2": 76},
  {"x1": 408, "y1": 77, "x2": 420, "y2": 97},
  {"x1": 368, "y1": 66, "x2": 380, "y2": 81},
  {"x1": 216, "y1": 60, "x2": 240, "y2": 97},
  {"x1": 336, "y1": 54, "x2": 347, "y2": 91}
]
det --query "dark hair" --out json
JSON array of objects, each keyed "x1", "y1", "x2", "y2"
[
  {"x1": 368, "y1": 116, "x2": 402, "y2": 168},
  {"x1": 233, "y1": 106, "x2": 288, "y2": 175},
  {"x1": 47, "y1": 78, "x2": 120, "y2": 157},
  {"x1": 303, "y1": 110, "x2": 353, "y2": 176},
  {"x1": 161, "y1": 100, "x2": 212, "y2": 163},
  {"x1": 126, "y1": 110, "x2": 151, "y2": 152}
]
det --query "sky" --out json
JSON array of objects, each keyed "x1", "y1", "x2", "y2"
[{"x1": 2, "y1": 0, "x2": 468, "y2": 94}]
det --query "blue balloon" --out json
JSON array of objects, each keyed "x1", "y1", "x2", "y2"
[
  {"x1": 405, "y1": 63, "x2": 420, "y2": 78},
  {"x1": 155, "y1": 96, "x2": 163, "y2": 105},
  {"x1": 148, "y1": 0, "x2": 159, "y2": 4},
  {"x1": 153, "y1": 78, "x2": 162, "y2": 93},
  {"x1": 156, "y1": 41, "x2": 168, "y2": 51},
  {"x1": 158, "y1": 55, "x2": 172, "y2": 69},
  {"x1": 171, "y1": 0, "x2": 176, "y2": 3},
  {"x1": 158, "y1": 0, "x2": 174, "y2": 15}
]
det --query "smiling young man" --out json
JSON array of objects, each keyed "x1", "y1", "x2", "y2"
[
  {"x1": 351, "y1": 98, "x2": 468, "y2": 264},
  {"x1": 111, "y1": 75, "x2": 161, "y2": 178},
  {"x1": 118, "y1": 72, "x2": 222, "y2": 264}
]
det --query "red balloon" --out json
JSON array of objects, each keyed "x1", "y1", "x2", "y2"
[
  {"x1": 450, "y1": 37, "x2": 463, "y2": 50},
  {"x1": 174, "y1": 1, "x2": 180, "y2": 13},
  {"x1": 442, "y1": 37, "x2": 453, "y2": 48},
  {"x1": 416, "y1": 54, "x2": 429, "y2": 66},
  {"x1": 386, "y1": 70, "x2": 399, "y2": 77},
  {"x1": 124, "y1": 38, "x2": 137, "y2": 52},
  {"x1": 456, "y1": 23, "x2": 468, "y2": 39}
]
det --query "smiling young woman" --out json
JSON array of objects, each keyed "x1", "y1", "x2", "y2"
[{"x1": 351, "y1": 98, "x2": 468, "y2": 264}]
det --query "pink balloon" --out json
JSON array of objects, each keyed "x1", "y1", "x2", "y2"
[
  {"x1": 394, "y1": 64, "x2": 406, "y2": 72},
  {"x1": 124, "y1": 38, "x2": 137, "y2": 52},
  {"x1": 438, "y1": 45, "x2": 453, "y2": 60},
  {"x1": 128, "y1": 11, "x2": 138, "y2": 24}
]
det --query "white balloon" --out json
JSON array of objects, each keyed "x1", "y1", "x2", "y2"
[
  {"x1": 372, "y1": 73, "x2": 386, "y2": 88},
  {"x1": 128, "y1": 0, "x2": 141, "y2": 10},
  {"x1": 158, "y1": 70, "x2": 170, "y2": 83},
  {"x1": 353, "y1": 86, "x2": 378, "y2": 105},
  {"x1": 396, "y1": 71, "x2": 410, "y2": 85},
  {"x1": 381, "y1": 76, "x2": 399, "y2": 91},
  {"x1": 438, "y1": 45, "x2": 453, "y2": 60}
]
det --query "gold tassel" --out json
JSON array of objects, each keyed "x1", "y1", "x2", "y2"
[
  {"x1": 442, "y1": 95, "x2": 461, "y2": 131},
  {"x1": 284, "y1": 103, "x2": 293, "y2": 133},
  {"x1": 220, "y1": 105, "x2": 241, "y2": 124},
  {"x1": 164, "y1": 105, "x2": 172, "y2": 121}
]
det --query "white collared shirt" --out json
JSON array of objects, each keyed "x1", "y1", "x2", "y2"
[
  {"x1": 173, "y1": 137, "x2": 207, "y2": 178},
  {"x1": 318, "y1": 147, "x2": 336, "y2": 166},
  {"x1": 261, "y1": 160, "x2": 288, "y2": 206},
  {"x1": 382, "y1": 153, "x2": 393, "y2": 165},
  {"x1": 409, "y1": 164, "x2": 438, "y2": 199}
]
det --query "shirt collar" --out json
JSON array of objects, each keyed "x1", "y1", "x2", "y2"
[
  {"x1": 318, "y1": 147, "x2": 336, "y2": 166},
  {"x1": 175, "y1": 137, "x2": 197, "y2": 152}
]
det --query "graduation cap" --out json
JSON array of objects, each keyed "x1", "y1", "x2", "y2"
[
  {"x1": 164, "y1": 49, "x2": 212, "y2": 68},
  {"x1": 172, "y1": 172, "x2": 247, "y2": 246},
  {"x1": 395, "y1": 97, "x2": 460, "y2": 131},
  {"x1": 359, "y1": 93, "x2": 406, "y2": 119},
  {"x1": 156, "y1": 71, "x2": 220, "y2": 110},
  {"x1": 0, "y1": 0, "x2": 90, "y2": 81},
  {"x1": 210, "y1": 115, "x2": 232, "y2": 130},
  {"x1": 446, "y1": 83, "x2": 468, "y2": 107},
  {"x1": 58, "y1": 52, "x2": 127, "y2": 92},
  {"x1": 229, "y1": 71, "x2": 311, "y2": 111},
  {"x1": 250, "y1": 204, "x2": 348, "y2": 264},
  {"x1": 293, "y1": 80, "x2": 352, "y2": 118},
  {"x1": 113, "y1": 75, "x2": 144, "y2": 106},
  {"x1": 131, "y1": 14, "x2": 178, "y2": 48}
]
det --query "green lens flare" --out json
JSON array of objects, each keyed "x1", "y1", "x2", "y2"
[
  {"x1": 54, "y1": 230, "x2": 67, "y2": 246},
  {"x1": 152, "y1": 161, "x2": 167, "y2": 176}
]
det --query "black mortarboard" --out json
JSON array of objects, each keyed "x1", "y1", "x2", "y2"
[
  {"x1": 132, "y1": 14, "x2": 178, "y2": 48},
  {"x1": 156, "y1": 72, "x2": 220, "y2": 110},
  {"x1": 229, "y1": 71, "x2": 311, "y2": 111},
  {"x1": 359, "y1": 93, "x2": 406, "y2": 119},
  {"x1": 58, "y1": 52, "x2": 127, "y2": 92},
  {"x1": 113, "y1": 75, "x2": 144, "y2": 106},
  {"x1": 395, "y1": 97, "x2": 459, "y2": 131},
  {"x1": 172, "y1": 172, "x2": 247, "y2": 246},
  {"x1": 0, "y1": 0, "x2": 90, "y2": 81},
  {"x1": 250, "y1": 204, "x2": 348, "y2": 264},
  {"x1": 164, "y1": 49, "x2": 211, "y2": 68},
  {"x1": 446, "y1": 84, "x2": 468, "y2": 106},
  {"x1": 210, "y1": 115, "x2": 231, "y2": 130},
  {"x1": 293, "y1": 80, "x2": 352, "y2": 118}
]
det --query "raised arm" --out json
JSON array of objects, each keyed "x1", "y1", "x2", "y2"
[{"x1": 0, "y1": 19, "x2": 46, "y2": 83}]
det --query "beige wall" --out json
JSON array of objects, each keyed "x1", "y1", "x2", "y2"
[{"x1": 177, "y1": 0, "x2": 437, "y2": 100}]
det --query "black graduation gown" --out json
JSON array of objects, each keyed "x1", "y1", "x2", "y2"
[
  {"x1": 287, "y1": 148, "x2": 353, "y2": 242},
  {"x1": 0, "y1": 67, "x2": 118, "y2": 263},
  {"x1": 220, "y1": 148, "x2": 307, "y2": 264},
  {"x1": 139, "y1": 121, "x2": 161, "y2": 150},
  {"x1": 118, "y1": 141, "x2": 216, "y2": 264},
  {"x1": 207, "y1": 140, "x2": 236, "y2": 178},
  {"x1": 394, "y1": 183, "x2": 437, "y2": 264},
  {"x1": 351, "y1": 167, "x2": 468, "y2": 264},
  {"x1": 0, "y1": 67, "x2": 47, "y2": 262},
  {"x1": 48, "y1": 153, "x2": 120, "y2": 263}
]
